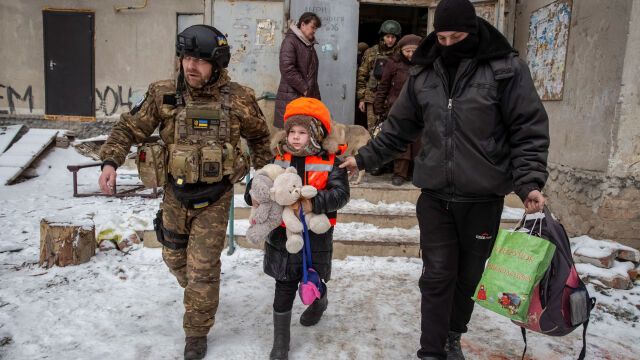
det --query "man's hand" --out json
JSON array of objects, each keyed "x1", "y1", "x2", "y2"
[
  {"x1": 251, "y1": 197, "x2": 260, "y2": 207},
  {"x1": 98, "y1": 165, "x2": 117, "y2": 195},
  {"x1": 289, "y1": 198, "x2": 312, "y2": 216},
  {"x1": 339, "y1": 156, "x2": 359, "y2": 180},
  {"x1": 300, "y1": 198, "x2": 312, "y2": 215},
  {"x1": 523, "y1": 190, "x2": 546, "y2": 214},
  {"x1": 358, "y1": 101, "x2": 366, "y2": 113}
]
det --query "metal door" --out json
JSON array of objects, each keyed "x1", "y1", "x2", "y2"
[
  {"x1": 212, "y1": 1, "x2": 284, "y2": 99},
  {"x1": 291, "y1": 0, "x2": 359, "y2": 125},
  {"x1": 43, "y1": 9, "x2": 95, "y2": 118}
]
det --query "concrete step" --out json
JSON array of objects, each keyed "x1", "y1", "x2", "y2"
[
  {"x1": 232, "y1": 195, "x2": 524, "y2": 230},
  {"x1": 235, "y1": 172, "x2": 524, "y2": 208},
  {"x1": 227, "y1": 173, "x2": 526, "y2": 258}
]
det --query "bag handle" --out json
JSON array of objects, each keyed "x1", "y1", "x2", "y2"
[
  {"x1": 513, "y1": 207, "x2": 544, "y2": 238},
  {"x1": 300, "y1": 206, "x2": 313, "y2": 284}
]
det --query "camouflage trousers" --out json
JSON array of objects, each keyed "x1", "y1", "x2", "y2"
[
  {"x1": 161, "y1": 185, "x2": 232, "y2": 337},
  {"x1": 366, "y1": 103, "x2": 378, "y2": 133}
]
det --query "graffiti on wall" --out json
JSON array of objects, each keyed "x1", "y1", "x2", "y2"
[
  {"x1": 96, "y1": 85, "x2": 144, "y2": 117},
  {"x1": 0, "y1": 82, "x2": 145, "y2": 117},
  {"x1": 0, "y1": 84, "x2": 34, "y2": 114},
  {"x1": 526, "y1": 0, "x2": 572, "y2": 101}
]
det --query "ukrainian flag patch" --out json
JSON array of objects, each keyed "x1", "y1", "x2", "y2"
[
  {"x1": 193, "y1": 201, "x2": 210, "y2": 209},
  {"x1": 193, "y1": 119, "x2": 209, "y2": 129}
]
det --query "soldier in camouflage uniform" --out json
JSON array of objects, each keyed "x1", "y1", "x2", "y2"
[
  {"x1": 98, "y1": 25, "x2": 271, "y2": 360},
  {"x1": 356, "y1": 20, "x2": 402, "y2": 133}
]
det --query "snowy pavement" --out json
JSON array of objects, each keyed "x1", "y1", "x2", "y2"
[{"x1": 1, "y1": 146, "x2": 639, "y2": 359}]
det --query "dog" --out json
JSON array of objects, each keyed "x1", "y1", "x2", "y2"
[{"x1": 330, "y1": 122, "x2": 370, "y2": 185}]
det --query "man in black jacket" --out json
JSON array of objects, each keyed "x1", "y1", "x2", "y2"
[{"x1": 340, "y1": 0, "x2": 549, "y2": 359}]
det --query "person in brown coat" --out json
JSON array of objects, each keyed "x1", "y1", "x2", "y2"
[
  {"x1": 373, "y1": 34, "x2": 422, "y2": 185},
  {"x1": 274, "y1": 12, "x2": 322, "y2": 128}
]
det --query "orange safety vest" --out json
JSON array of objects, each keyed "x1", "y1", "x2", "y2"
[{"x1": 274, "y1": 152, "x2": 337, "y2": 226}]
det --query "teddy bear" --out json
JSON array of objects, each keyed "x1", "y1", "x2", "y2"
[
  {"x1": 245, "y1": 164, "x2": 286, "y2": 245},
  {"x1": 270, "y1": 167, "x2": 332, "y2": 253}
]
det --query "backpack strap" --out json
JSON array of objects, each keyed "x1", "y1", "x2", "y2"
[
  {"x1": 578, "y1": 320, "x2": 589, "y2": 360},
  {"x1": 520, "y1": 327, "x2": 527, "y2": 360},
  {"x1": 521, "y1": 319, "x2": 591, "y2": 360},
  {"x1": 488, "y1": 52, "x2": 516, "y2": 80},
  {"x1": 489, "y1": 52, "x2": 517, "y2": 105}
]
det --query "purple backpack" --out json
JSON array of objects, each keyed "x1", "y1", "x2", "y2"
[{"x1": 512, "y1": 206, "x2": 596, "y2": 360}]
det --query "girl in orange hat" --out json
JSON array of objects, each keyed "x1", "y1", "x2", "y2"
[{"x1": 245, "y1": 97, "x2": 349, "y2": 359}]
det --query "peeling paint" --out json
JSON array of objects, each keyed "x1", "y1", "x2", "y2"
[
  {"x1": 526, "y1": 0, "x2": 572, "y2": 100},
  {"x1": 256, "y1": 19, "x2": 275, "y2": 46}
]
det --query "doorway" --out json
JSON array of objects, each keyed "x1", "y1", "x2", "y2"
[
  {"x1": 43, "y1": 9, "x2": 95, "y2": 120},
  {"x1": 358, "y1": 4, "x2": 429, "y2": 48},
  {"x1": 354, "y1": 3, "x2": 428, "y2": 128}
]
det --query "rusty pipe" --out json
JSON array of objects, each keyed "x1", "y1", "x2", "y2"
[
  {"x1": 283, "y1": 0, "x2": 291, "y2": 33},
  {"x1": 114, "y1": 0, "x2": 148, "y2": 13}
]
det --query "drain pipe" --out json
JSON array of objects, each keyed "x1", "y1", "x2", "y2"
[
  {"x1": 283, "y1": 0, "x2": 291, "y2": 33},
  {"x1": 114, "y1": 0, "x2": 147, "y2": 12}
]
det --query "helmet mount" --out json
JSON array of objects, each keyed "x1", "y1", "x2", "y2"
[{"x1": 176, "y1": 25, "x2": 230, "y2": 69}]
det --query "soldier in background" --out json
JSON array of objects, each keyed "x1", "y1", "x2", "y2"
[
  {"x1": 356, "y1": 20, "x2": 401, "y2": 133},
  {"x1": 98, "y1": 25, "x2": 271, "y2": 360},
  {"x1": 354, "y1": 41, "x2": 370, "y2": 128},
  {"x1": 357, "y1": 41, "x2": 369, "y2": 66}
]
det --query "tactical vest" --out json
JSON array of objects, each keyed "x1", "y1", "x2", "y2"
[
  {"x1": 166, "y1": 85, "x2": 248, "y2": 186},
  {"x1": 367, "y1": 47, "x2": 389, "y2": 91},
  {"x1": 274, "y1": 152, "x2": 337, "y2": 226}
]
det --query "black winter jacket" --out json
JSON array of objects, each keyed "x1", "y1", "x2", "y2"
[
  {"x1": 245, "y1": 152, "x2": 349, "y2": 282},
  {"x1": 356, "y1": 18, "x2": 549, "y2": 202}
]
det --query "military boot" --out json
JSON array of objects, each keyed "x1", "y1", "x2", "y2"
[
  {"x1": 270, "y1": 310, "x2": 291, "y2": 360},
  {"x1": 300, "y1": 289, "x2": 328, "y2": 326},
  {"x1": 445, "y1": 331, "x2": 465, "y2": 360},
  {"x1": 184, "y1": 336, "x2": 207, "y2": 360}
]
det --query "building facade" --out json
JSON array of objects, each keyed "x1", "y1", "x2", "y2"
[{"x1": 1, "y1": 0, "x2": 638, "y2": 247}]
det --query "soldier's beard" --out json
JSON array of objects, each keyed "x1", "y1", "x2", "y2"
[
  {"x1": 185, "y1": 72, "x2": 209, "y2": 88},
  {"x1": 184, "y1": 69, "x2": 220, "y2": 89}
]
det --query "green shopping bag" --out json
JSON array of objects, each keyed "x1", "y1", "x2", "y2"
[{"x1": 472, "y1": 217, "x2": 556, "y2": 323}]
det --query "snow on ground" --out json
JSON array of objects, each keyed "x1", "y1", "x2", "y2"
[{"x1": 1, "y1": 146, "x2": 639, "y2": 359}]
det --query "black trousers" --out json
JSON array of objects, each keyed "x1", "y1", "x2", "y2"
[
  {"x1": 273, "y1": 279, "x2": 327, "y2": 313},
  {"x1": 273, "y1": 279, "x2": 299, "y2": 313},
  {"x1": 416, "y1": 193, "x2": 503, "y2": 359}
]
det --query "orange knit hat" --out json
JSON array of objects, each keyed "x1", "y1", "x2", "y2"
[{"x1": 284, "y1": 97, "x2": 331, "y2": 134}]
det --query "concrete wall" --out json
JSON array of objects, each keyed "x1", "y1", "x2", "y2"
[
  {"x1": 513, "y1": 0, "x2": 632, "y2": 172},
  {"x1": 514, "y1": 0, "x2": 640, "y2": 248},
  {"x1": 0, "y1": 0, "x2": 202, "y2": 127}
]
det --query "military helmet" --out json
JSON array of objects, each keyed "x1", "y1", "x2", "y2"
[
  {"x1": 378, "y1": 20, "x2": 402, "y2": 37},
  {"x1": 176, "y1": 25, "x2": 230, "y2": 69}
]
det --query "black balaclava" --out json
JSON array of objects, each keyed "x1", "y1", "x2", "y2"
[
  {"x1": 433, "y1": 0, "x2": 480, "y2": 90},
  {"x1": 433, "y1": 0, "x2": 478, "y2": 34},
  {"x1": 436, "y1": 33, "x2": 479, "y2": 66}
]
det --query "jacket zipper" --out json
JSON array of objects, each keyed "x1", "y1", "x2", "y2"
[
  {"x1": 447, "y1": 97, "x2": 454, "y2": 199},
  {"x1": 446, "y1": 60, "x2": 476, "y2": 201}
]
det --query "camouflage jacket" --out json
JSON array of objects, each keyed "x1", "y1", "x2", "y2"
[
  {"x1": 99, "y1": 69, "x2": 272, "y2": 172},
  {"x1": 356, "y1": 41, "x2": 398, "y2": 103}
]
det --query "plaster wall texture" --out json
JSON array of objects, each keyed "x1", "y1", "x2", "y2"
[
  {"x1": 514, "y1": 0, "x2": 640, "y2": 248},
  {"x1": 514, "y1": 0, "x2": 632, "y2": 172},
  {"x1": 609, "y1": 0, "x2": 640, "y2": 179}
]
